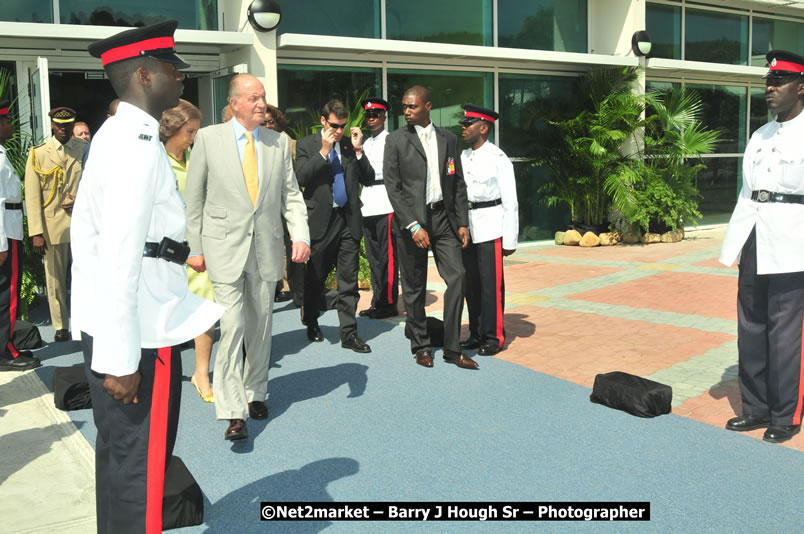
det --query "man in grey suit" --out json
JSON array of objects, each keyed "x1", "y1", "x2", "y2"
[
  {"x1": 383, "y1": 85, "x2": 477, "y2": 370},
  {"x1": 185, "y1": 74, "x2": 310, "y2": 441}
]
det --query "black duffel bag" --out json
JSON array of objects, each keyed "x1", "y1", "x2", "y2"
[
  {"x1": 12, "y1": 320, "x2": 44, "y2": 350},
  {"x1": 53, "y1": 364, "x2": 91, "y2": 411},
  {"x1": 590, "y1": 371, "x2": 672, "y2": 418}
]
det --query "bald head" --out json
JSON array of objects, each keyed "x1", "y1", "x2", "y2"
[
  {"x1": 401, "y1": 85, "x2": 432, "y2": 128},
  {"x1": 404, "y1": 85, "x2": 431, "y2": 105},
  {"x1": 229, "y1": 74, "x2": 267, "y2": 130}
]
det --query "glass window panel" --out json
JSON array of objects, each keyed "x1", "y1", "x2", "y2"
[
  {"x1": 695, "y1": 157, "x2": 741, "y2": 223},
  {"x1": 2, "y1": 0, "x2": 52, "y2": 22},
  {"x1": 386, "y1": 70, "x2": 492, "y2": 140},
  {"x1": 751, "y1": 17, "x2": 804, "y2": 67},
  {"x1": 278, "y1": 0, "x2": 379, "y2": 39},
  {"x1": 386, "y1": 0, "x2": 492, "y2": 46},
  {"x1": 686, "y1": 83, "x2": 747, "y2": 154},
  {"x1": 685, "y1": 7, "x2": 748, "y2": 65},
  {"x1": 497, "y1": 0, "x2": 587, "y2": 53},
  {"x1": 750, "y1": 86, "x2": 771, "y2": 136},
  {"x1": 277, "y1": 65, "x2": 381, "y2": 137},
  {"x1": 498, "y1": 74, "x2": 580, "y2": 239},
  {"x1": 59, "y1": 0, "x2": 217, "y2": 30},
  {"x1": 646, "y1": 3, "x2": 681, "y2": 59}
]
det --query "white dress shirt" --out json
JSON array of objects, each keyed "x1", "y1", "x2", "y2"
[
  {"x1": 461, "y1": 141, "x2": 519, "y2": 249},
  {"x1": 361, "y1": 129, "x2": 394, "y2": 216},
  {"x1": 719, "y1": 110, "x2": 804, "y2": 274},
  {"x1": 71, "y1": 102, "x2": 223, "y2": 375},
  {"x1": 414, "y1": 123, "x2": 443, "y2": 204},
  {"x1": 0, "y1": 146, "x2": 23, "y2": 250}
]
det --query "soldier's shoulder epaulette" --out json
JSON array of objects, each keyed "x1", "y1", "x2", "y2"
[{"x1": 31, "y1": 140, "x2": 47, "y2": 150}]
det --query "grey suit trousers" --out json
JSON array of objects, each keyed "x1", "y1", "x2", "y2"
[{"x1": 211, "y1": 240, "x2": 276, "y2": 420}]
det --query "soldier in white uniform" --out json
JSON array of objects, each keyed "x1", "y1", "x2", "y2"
[
  {"x1": 0, "y1": 100, "x2": 41, "y2": 371},
  {"x1": 458, "y1": 104, "x2": 518, "y2": 356},
  {"x1": 71, "y1": 21, "x2": 222, "y2": 533},
  {"x1": 719, "y1": 50, "x2": 804, "y2": 444},
  {"x1": 358, "y1": 97, "x2": 399, "y2": 319}
]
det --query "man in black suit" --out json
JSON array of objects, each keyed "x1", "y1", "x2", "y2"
[
  {"x1": 383, "y1": 86, "x2": 477, "y2": 370},
  {"x1": 296, "y1": 99, "x2": 374, "y2": 353}
]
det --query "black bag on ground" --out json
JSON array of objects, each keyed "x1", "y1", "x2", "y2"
[
  {"x1": 53, "y1": 364, "x2": 91, "y2": 411},
  {"x1": 12, "y1": 320, "x2": 44, "y2": 350},
  {"x1": 590, "y1": 371, "x2": 672, "y2": 418},
  {"x1": 163, "y1": 455, "x2": 204, "y2": 530},
  {"x1": 404, "y1": 317, "x2": 444, "y2": 348}
]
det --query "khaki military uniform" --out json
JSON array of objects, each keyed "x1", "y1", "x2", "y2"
[{"x1": 24, "y1": 135, "x2": 87, "y2": 331}]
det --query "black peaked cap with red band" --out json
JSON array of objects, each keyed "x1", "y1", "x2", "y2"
[
  {"x1": 0, "y1": 99, "x2": 10, "y2": 117},
  {"x1": 765, "y1": 49, "x2": 804, "y2": 79},
  {"x1": 361, "y1": 98, "x2": 391, "y2": 113},
  {"x1": 459, "y1": 104, "x2": 499, "y2": 126},
  {"x1": 88, "y1": 20, "x2": 189, "y2": 70}
]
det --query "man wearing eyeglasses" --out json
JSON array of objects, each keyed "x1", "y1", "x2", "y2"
[
  {"x1": 295, "y1": 99, "x2": 375, "y2": 353},
  {"x1": 720, "y1": 49, "x2": 804, "y2": 444}
]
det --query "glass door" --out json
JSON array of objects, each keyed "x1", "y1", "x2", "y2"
[{"x1": 28, "y1": 57, "x2": 50, "y2": 143}]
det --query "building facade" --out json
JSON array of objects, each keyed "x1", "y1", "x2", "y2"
[{"x1": 1, "y1": 0, "x2": 802, "y2": 238}]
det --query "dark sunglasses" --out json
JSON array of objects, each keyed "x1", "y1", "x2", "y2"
[
  {"x1": 364, "y1": 111, "x2": 383, "y2": 119},
  {"x1": 327, "y1": 121, "x2": 347, "y2": 130}
]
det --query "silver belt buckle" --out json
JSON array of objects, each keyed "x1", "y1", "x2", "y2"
[{"x1": 757, "y1": 190, "x2": 770, "y2": 202}]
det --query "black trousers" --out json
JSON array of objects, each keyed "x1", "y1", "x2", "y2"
[
  {"x1": 396, "y1": 205, "x2": 465, "y2": 354},
  {"x1": 82, "y1": 333, "x2": 183, "y2": 534},
  {"x1": 463, "y1": 237, "x2": 506, "y2": 348},
  {"x1": 362, "y1": 213, "x2": 399, "y2": 311},
  {"x1": 303, "y1": 209, "x2": 360, "y2": 340},
  {"x1": 737, "y1": 228, "x2": 804, "y2": 425},
  {"x1": 0, "y1": 238, "x2": 22, "y2": 358}
]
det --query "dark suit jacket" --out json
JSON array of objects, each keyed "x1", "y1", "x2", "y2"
[
  {"x1": 295, "y1": 132, "x2": 374, "y2": 241},
  {"x1": 382, "y1": 124, "x2": 469, "y2": 237}
]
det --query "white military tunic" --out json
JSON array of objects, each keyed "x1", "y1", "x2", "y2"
[
  {"x1": 719, "y1": 110, "x2": 804, "y2": 274},
  {"x1": 460, "y1": 141, "x2": 518, "y2": 248},
  {"x1": 71, "y1": 102, "x2": 222, "y2": 376},
  {"x1": 361, "y1": 129, "x2": 393, "y2": 216},
  {"x1": 0, "y1": 146, "x2": 23, "y2": 250}
]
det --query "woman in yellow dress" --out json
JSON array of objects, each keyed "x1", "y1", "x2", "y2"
[{"x1": 160, "y1": 99, "x2": 215, "y2": 402}]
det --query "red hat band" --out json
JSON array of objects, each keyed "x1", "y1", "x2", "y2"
[
  {"x1": 770, "y1": 59, "x2": 804, "y2": 73},
  {"x1": 465, "y1": 110, "x2": 496, "y2": 123},
  {"x1": 364, "y1": 102, "x2": 387, "y2": 111},
  {"x1": 0, "y1": 107, "x2": 9, "y2": 116},
  {"x1": 101, "y1": 36, "x2": 175, "y2": 66}
]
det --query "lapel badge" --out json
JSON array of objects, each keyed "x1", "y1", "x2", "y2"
[{"x1": 447, "y1": 157, "x2": 455, "y2": 176}]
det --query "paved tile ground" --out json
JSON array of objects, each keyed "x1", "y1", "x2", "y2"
[{"x1": 428, "y1": 227, "x2": 801, "y2": 451}]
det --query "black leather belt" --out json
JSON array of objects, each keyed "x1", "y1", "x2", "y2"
[
  {"x1": 4, "y1": 202, "x2": 22, "y2": 210},
  {"x1": 427, "y1": 200, "x2": 444, "y2": 210},
  {"x1": 143, "y1": 238, "x2": 190, "y2": 265},
  {"x1": 468, "y1": 198, "x2": 501, "y2": 210},
  {"x1": 751, "y1": 190, "x2": 804, "y2": 204}
]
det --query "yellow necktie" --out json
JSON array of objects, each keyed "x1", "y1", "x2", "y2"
[{"x1": 243, "y1": 131, "x2": 258, "y2": 206}]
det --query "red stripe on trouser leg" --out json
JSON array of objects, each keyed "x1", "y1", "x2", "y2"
[
  {"x1": 494, "y1": 238, "x2": 504, "y2": 348},
  {"x1": 387, "y1": 213, "x2": 395, "y2": 305},
  {"x1": 146, "y1": 347, "x2": 172, "y2": 534},
  {"x1": 795, "y1": 317, "x2": 804, "y2": 425},
  {"x1": 7, "y1": 240, "x2": 19, "y2": 358}
]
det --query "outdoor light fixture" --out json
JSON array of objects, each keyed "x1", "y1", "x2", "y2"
[
  {"x1": 247, "y1": 0, "x2": 282, "y2": 32},
  {"x1": 632, "y1": 31, "x2": 652, "y2": 56}
]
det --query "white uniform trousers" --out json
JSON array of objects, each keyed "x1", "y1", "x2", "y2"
[{"x1": 211, "y1": 240, "x2": 276, "y2": 421}]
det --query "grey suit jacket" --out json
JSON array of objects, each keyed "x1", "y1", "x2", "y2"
[{"x1": 184, "y1": 121, "x2": 309, "y2": 284}]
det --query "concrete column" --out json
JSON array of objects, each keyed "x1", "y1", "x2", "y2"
[{"x1": 588, "y1": 0, "x2": 645, "y2": 56}]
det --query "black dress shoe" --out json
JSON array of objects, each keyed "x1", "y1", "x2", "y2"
[
  {"x1": 460, "y1": 336, "x2": 482, "y2": 350},
  {"x1": 371, "y1": 306, "x2": 399, "y2": 319},
  {"x1": 248, "y1": 401, "x2": 269, "y2": 420},
  {"x1": 358, "y1": 307, "x2": 376, "y2": 317},
  {"x1": 763, "y1": 424, "x2": 801, "y2": 443},
  {"x1": 225, "y1": 419, "x2": 248, "y2": 441},
  {"x1": 307, "y1": 324, "x2": 324, "y2": 342},
  {"x1": 477, "y1": 342, "x2": 500, "y2": 356},
  {"x1": 725, "y1": 414, "x2": 771, "y2": 432},
  {"x1": 0, "y1": 352, "x2": 42, "y2": 372},
  {"x1": 54, "y1": 329, "x2": 70, "y2": 342},
  {"x1": 342, "y1": 333, "x2": 371, "y2": 353},
  {"x1": 274, "y1": 291, "x2": 292, "y2": 303},
  {"x1": 415, "y1": 349, "x2": 433, "y2": 368}
]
